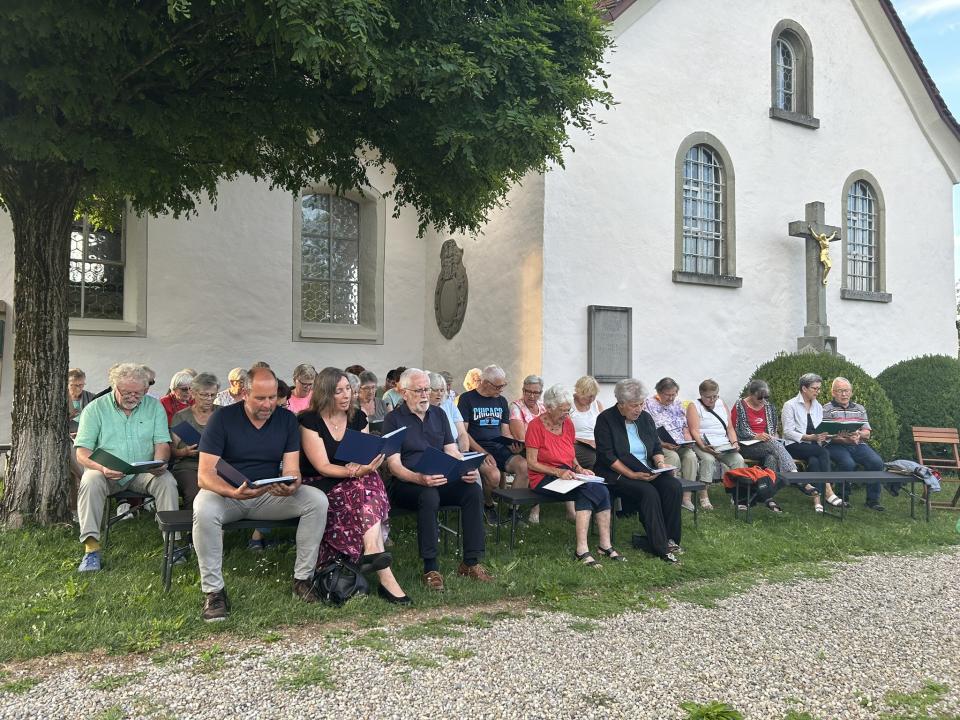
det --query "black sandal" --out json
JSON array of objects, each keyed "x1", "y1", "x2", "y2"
[
  {"x1": 597, "y1": 546, "x2": 627, "y2": 562},
  {"x1": 800, "y1": 484, "x2": 820, "y2": 497},
  {"x1": 574, "y1": 551, "x2": 601, "y2": 567},
  {"x1": 766, "y1": 500, "x2": 784, "y2": 514}
]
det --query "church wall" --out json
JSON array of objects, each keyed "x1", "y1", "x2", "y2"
[
  {"x1": 0, "y1": 173, "x2": 427, "y2": 442},
  {"x1": 540, "y1": 0, "x2": 958, "y2": 409},
  {"x1": 421, "y1": 173, "x2": 545, "y2": 391}
]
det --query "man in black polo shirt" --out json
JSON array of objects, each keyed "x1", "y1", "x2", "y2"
[
  {"x1": 194, "y1": 367, "x2": 329, "y2": 622},
  {"x1": 383, "y1": 368, "x2": 492, "y2": 592}
]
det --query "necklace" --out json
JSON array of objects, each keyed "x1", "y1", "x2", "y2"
[{"x1": 323, "y1": 413, "x2": 344, "y2": 431}]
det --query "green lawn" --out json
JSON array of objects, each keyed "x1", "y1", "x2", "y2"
[{"x1": 0, "y1": 483, "x2": 957, "y2": 662}]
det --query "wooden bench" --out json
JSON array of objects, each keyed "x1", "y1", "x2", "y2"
[{"x1": 913, "y1": 426, "x2": 960, "y2": 510}]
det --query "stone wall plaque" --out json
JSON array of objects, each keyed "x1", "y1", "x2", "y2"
[
  {"x1": 434, "y1": 239, "x2": 468, "y2": 339},
  {"x1": 588, "y1": 305, "x2": 631, "y2": 382}
]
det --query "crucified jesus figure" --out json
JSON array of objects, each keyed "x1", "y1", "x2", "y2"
[{"x1": 809, "y1": 225, "x2": 837, "y2": 286}]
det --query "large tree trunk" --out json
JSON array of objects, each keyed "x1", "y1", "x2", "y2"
[{"x1": 0, "y1": 162, "x2": 82, "y2": 527}]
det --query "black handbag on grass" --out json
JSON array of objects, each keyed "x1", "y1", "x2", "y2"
[{"x1": 312, "y1": 555, "x2": 369, "y2": 606}]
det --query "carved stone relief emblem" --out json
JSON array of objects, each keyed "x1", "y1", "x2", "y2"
[{"x1": 434, "y1": 239, "x2": 468, "y2": 339}]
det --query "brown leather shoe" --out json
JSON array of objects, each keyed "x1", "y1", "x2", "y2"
[
  {"x1": 456, "y1": 562, "x2": 494, "y2": 582},
  {"x1": 292, "y1": 578, "x2": 319, "y2": 603},
  {"x1": 422, "y1": 570, "x2": 445, "y2": 592}
]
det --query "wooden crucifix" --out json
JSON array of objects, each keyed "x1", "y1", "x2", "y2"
[{"x1": 788, "y1": 201, "x2": 841, "y2": 354}]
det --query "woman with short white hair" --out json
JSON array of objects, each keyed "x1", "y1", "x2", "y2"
[
  {"x1": 160, "y1": 369, "x2": 196, "y2": 424},
  {"x1": 526, "y1": 385, "x2": 622, "y2": 567},
  {"x1": 593, "y1": 378, "x2": 683, "y2": 563}
]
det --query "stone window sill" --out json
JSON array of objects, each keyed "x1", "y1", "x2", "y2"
[
  {"x1": 840, "y1": 288, "x2": 892, "y2": 303},
  {"x1": 769, "y1": 107, "x2": 820, "y2": 129},
  {"x1": 297, "y1": 321, "x2": 383, "y2": 344},
  {"x1": 672, "y1": 271, "x2": 743, "y2": 288}
]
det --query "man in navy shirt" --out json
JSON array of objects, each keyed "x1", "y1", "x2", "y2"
[
  {"x1": 194, "y1": 367, "x2": 328, "y2": 622},
  {"x1": 384, "y1": 369, "x2": 492, "y2": 592}
]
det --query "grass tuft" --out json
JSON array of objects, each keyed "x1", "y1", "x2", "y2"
[{"x1": 276, "y1": 655, "x2": 335, "y2": 690}]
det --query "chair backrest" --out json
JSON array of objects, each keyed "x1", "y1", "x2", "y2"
[{"x1": 912, "y1": 426, "x2": 960, "y2": 470}]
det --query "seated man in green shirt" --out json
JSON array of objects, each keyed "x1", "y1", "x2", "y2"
[{"x1": 74, "y1": 362, "x2": 179, "y2": 572}]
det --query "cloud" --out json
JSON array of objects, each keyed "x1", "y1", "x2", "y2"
[{"x1": 898, "y1": 0, "x2": 960, "y2": 23}]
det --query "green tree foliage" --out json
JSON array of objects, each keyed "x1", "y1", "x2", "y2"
[
  {"x1": 741, "y1": 352, "x2": 900, "y2": 460},
  {"x1": 0, "y1": 0, "x2": 612, "y2": 525},
  {"x1": 877, "y1": 355, "x2": 960, "y2": 459},
  {"x1": 1, "y1": 0, "x2": 612, "y2": 231}
]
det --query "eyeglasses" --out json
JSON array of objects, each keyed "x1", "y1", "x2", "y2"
[
  {"x1": 807, "y1": 386, "x2": 822, "y2": 392},
  {"x1": 701, "y1": 394, "x2": 719, "y2": 401},
  {"x1": 176, "y1": 386, "x2": 191, "y2": 392},
  {"x1": 117, "y1": 389, "x2": 144, "y2": 398},
  {"x1": 296, "y1": 381, "x2": 314, "y2": 388},
  {"x1": 488, "y1": 382, "x2": 508, "y2": 391},
  {"x1": 522, "y1": 388, "x2": 542, "y2": 396},
  {"x1": 408, "y1": 387, "x2": 431, "y2": 395},
  {"x1": 194, "y1": 391, "x2": 217, "y2": 399}
]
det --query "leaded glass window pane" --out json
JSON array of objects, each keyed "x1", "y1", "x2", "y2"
[
  {"x1": 68, "y1": 213, "x2": 125, "y2": 320},
  {"x1": 300, "y1": 193, "x2": 360, "y2": 325},
  {"x1": 846, "y1": 180, "x2": 877, "y2": 293},
  {"x1": 776, "y1": 36, "x2": 794, "y2": 111},
  {"x1": 681, "y1": 145, "x2": 725, "y2": 276}
]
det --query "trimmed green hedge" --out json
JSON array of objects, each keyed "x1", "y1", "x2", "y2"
[
  {"x1": 740, "y1": 351, "x2": 900, "y2": 460},
  {"x1": 876, "y1": 354, "x2": 960, "y2": 459}
]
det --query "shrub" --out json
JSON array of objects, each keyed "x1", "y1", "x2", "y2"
[
  {"x1": 876, "y1": 354, "x2": 960, "y2": 459},
  {"x1": 740, "y1": 351, "x2": 899, "y2": 459}
]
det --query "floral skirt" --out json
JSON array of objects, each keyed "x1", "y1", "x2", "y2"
[{"x1": 308, "y1": 472, "x2": 390, "y2": 567}]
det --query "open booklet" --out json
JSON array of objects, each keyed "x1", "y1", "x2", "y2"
[
  {"x1": 703, "y1": 435, "x2": 735, "y2": 453},
  {"x1": 812, "y1": 420, "x2": 865, "y2": 435},
  {"x1": 657, "y1": 426, "x2": 695, "y2": 446},
  {"x1": 89, "y1": 448, "x2": 165, "y2": 475},
  {"x1": 413, "y1": 446, "x2": 487, "y2": 481},
  {"x1": 541, "y1": 473, "x2": 606, "y2": 494},
  {"x1": 334, "y1": 426, "x2": 407, "y2": 465},
  {"x1": 170, "y1": 421, "x2": 202, "y2": 447},
  {"x1": 215, "y1": 459, "x2": 295, "y2": 488}
]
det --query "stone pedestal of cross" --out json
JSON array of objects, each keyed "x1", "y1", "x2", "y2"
[{"x1": 788, "y1": 201, "x2": 841, "y2": 355}]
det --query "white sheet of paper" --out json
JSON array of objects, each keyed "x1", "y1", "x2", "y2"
[
  {"x1": 739, "y1": 439, "x2": 761, "y2": 446},
  {"x1": 542, "y1": 478, "x2": 584, "y2": 494},
  {"x1": 573, "y1": 473, "x2": 604, "y2": 483}
]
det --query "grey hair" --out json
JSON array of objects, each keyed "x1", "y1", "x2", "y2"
[
  {"x1": 542, "y1": 384, "x2": 573, "y2": 409},
  {"x1": 169, "y1": 369, "x2": 196, "y2": 391},
  {"x1": 832, "y1": 376, "x2": 852, "y2": 391},
  {"x1": 481, "y1": 364, "x2": 506, "y2": 382},
  {"x1": 399, "y1": 367, "x2": 428, "y2": 389},
  {"x1": 109, "y1": 363, "x2": 151, "y2": 389},
  {"x1": 191, "y1": 372, "x2": 220, "y2": 392},
  {"x1": 292, "y1": 363, "x2": 317, "y2": 382},
  {"x1": 345, "y1": 372, "x2": 360, "y2": 394},
  {"x1": 227, "y1": 367, "x2": 248, "y2": 383},
  {"x1": 747, "y1": 379, "x2": 770, "y2": 398},
  {"x1": 428, "y1": 372, "x2": 447, "y2": 392},
  {"x1": 358, "y1": 370, "x2": 378, "y2": 386},
  {"x1": 799, "y1": 373, "x2": 822, "y2": 391},
  {"x1": 522, "y1": 374, "x2": 543, "y2": 388},
  {"x1": 614, "y1": 378, "x2": 648, "y2": 405}
]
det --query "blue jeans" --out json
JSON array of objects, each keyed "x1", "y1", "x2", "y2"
[{"x1": 826, "y1": 442, "x2": 883, "y2": 503}]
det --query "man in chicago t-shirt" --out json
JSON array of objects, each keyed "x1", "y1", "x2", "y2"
[{"x1": 457, "y1": 365, "x2": 530, "y2": 521}]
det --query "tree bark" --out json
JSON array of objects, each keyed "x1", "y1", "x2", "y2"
[{"x1": 0, "y1": 162, "x2": 82, "y2": 527}]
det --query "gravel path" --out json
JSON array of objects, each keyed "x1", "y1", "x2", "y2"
[{"x1": 3, "y1": 549, "x2": 960, "y2": 720}]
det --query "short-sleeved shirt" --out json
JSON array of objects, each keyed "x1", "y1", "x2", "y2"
[
  {"x1": 297, "y1": 410, "x2": 368, "y2": 478},
  {"x1": 439, "y1": 397, "x2": 464, "y2": 440},
  {"x1": 643, "y1": 396, "x2": 688, "y2": 442},
  {"x1": 214, "y1": 388, "x2": 242, "y2": 407},
  {"x1": 742, "y1": 405, "x2": 769, "y2": 434},
  {"x1": 821, "y1": 400, "x2": 872, "y2": 430},
  {"x1": 382, "y1": 388, "x2": 403, "y2": 411},
  {"x1": 199, "y1": 403, "x2": 300, "y2": 481},
  {"x1": 525, "y1": 416, "x2": 575, "y2": 488},
  {"x1": 170, "y1": 406, "x2": 217, "y2": 472},
  {"x1": 382, "y1": 402, "x2": 454, "y2": 470},
  {"x1": 509, "y1": 399, "x2": 545, "y2": 427},
  {"x1": 286, "y1": 394, "x2": 311, "y2": 415},
  {"x1": 457, "y1": 389, "x2": 510, "y2": 446},
  {"x1": 75, "y1": 392, "x2": 171, "y2": 483}
]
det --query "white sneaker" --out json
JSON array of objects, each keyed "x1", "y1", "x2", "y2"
[
  {"x1": 143, "y1": 499, "x2": 156, "y2": 513},
  {"x1": 115, "y1": 502, "x2": 134, "y2": 521}
]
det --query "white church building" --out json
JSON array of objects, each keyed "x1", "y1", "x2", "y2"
[{"x1": 1, "y1": 0, "x2": 959, "y2": 441}]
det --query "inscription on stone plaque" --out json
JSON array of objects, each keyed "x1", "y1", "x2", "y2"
[{"x1": 588, "y1": 305, "x2": 632, "y2": 382}]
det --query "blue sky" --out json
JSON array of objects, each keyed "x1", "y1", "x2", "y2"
[{"x1": 889, "y1": 0, "x2": 960, "y2": 276}]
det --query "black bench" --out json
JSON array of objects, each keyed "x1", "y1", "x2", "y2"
[
  {"x1": 781, "y1": 470, "x2": 930, "y2": 522},
  {"x1": 492, "y1": 478, "x2": 706, "y2": 550},
  {"x1": 157, "y1": 505, "x2": 465, "y2": 591}
]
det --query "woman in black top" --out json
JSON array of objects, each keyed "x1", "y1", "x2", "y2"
[
  {"x1": 299, "y1": 367, "x2": 408, "y2": 604},
  {"x1": 594, "y1": 378, "x2": 683, "y2": 563}
]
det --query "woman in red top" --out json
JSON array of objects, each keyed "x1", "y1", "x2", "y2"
[
  {"x1": 730, "y1": 379, "x2": 798, "y2": 513},
  {"x1": 526, "y1": 384, "x2": 623, "y2": 567},
  {"x1": 160, "y1": 370, "x2": 196, "y2": 424}
]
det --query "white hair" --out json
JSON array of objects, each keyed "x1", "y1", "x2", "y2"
[
  {"x1": 427, "y1": 372, "x2": 447, "y2": 392},
  {"x1": 614, "y1": 378, "x2": 648, "y2": 405},
  {"x1": 481, "y1": 365, "x2": 506, "y2": 383},
  {"x1": 169, "y1": 369, "x2": 196, "y2": 391},
  {"x1": 542, "y1": 384, "x2": 573, "y2": 409},
  {"x1": 399, "y1": 367, "x2": 428, "y2": 389},
  {"x1": 109, "y1": 363, "x2": 150, "y2": 389}
]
